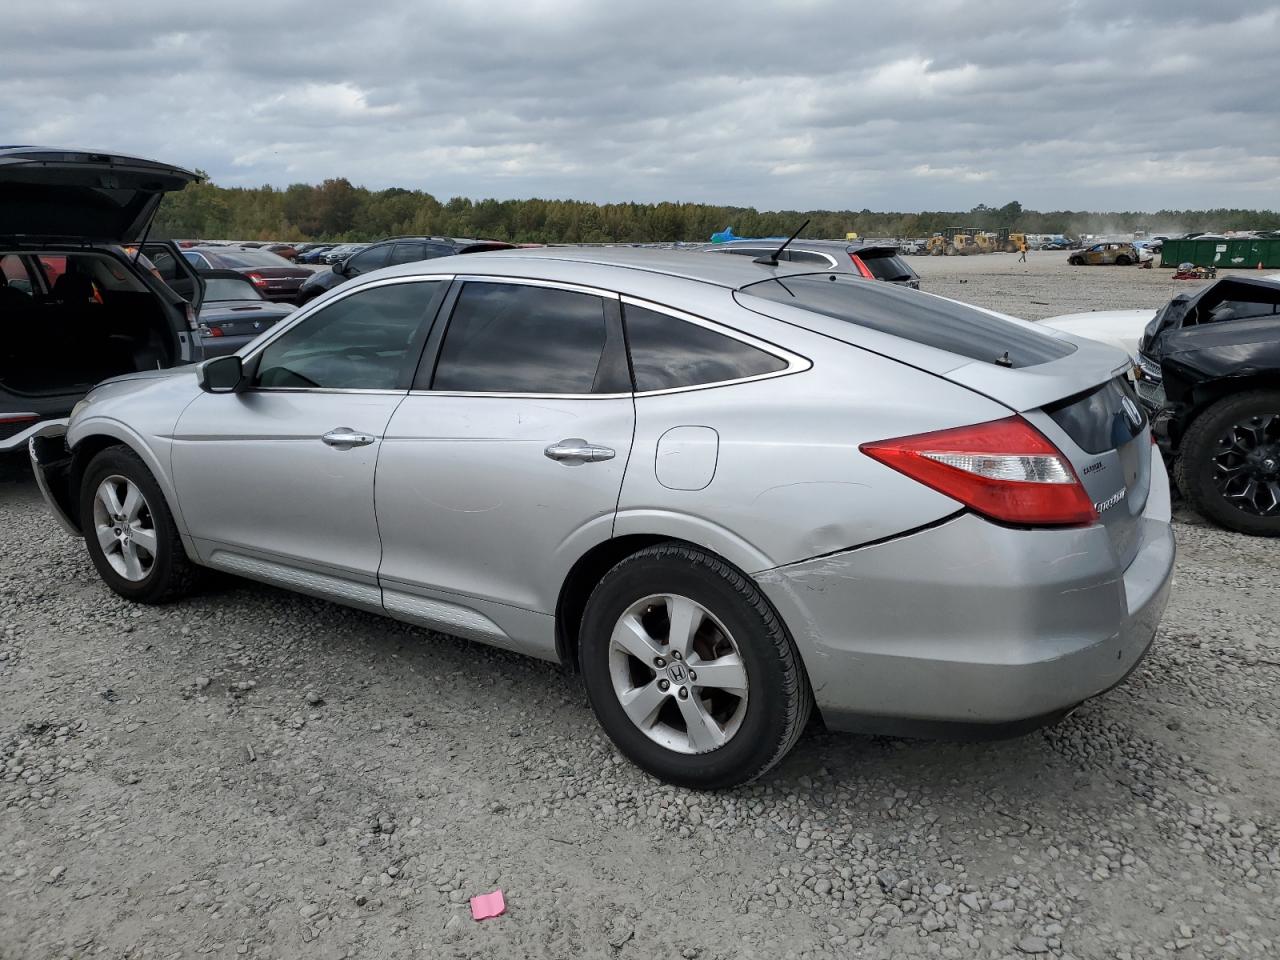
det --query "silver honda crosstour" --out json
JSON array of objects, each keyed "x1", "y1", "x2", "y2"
[{"x1": 30, "y1": 247, "x2": 1175, "y2": 788}]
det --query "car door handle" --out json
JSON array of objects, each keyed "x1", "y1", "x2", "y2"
[
  {"x1": 544, "y1": 438, "x2": 615, "y2": 463},
  {"x1": 321, "y1": 427, "x2": 377, "y2": 449}
]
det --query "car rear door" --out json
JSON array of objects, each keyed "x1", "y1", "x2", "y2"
[
  {"x1": 373, "y1": 276, "x2": 635, "y2": 657},
  {"x1": 143, "y1": 241, "x2": 204, "y2": 311}
]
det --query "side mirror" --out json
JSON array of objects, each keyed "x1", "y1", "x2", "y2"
[
  {"x1": 332, "y1": 260, "x2": 348, "y2": 277},
  {"x1": 197, "y1": 355, "x2": 246, "y2": 393}
]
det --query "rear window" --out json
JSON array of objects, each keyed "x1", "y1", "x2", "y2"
[
  {"x1": 208, "y1": 249, "x2": 293, "y2": 268},
  {"x1": 858, "y1": 252, "x2": 914, "y2": 282},
  {"x1": 1045, "y1": 376, "x2": 1146, "y2": 454},
  {"x1": 739, "y1": 273, "x2": 1075, "y2": 368}
]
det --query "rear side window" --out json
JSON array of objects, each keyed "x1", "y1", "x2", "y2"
[
  {"x1": 430, "y1": 282, "x2": 621, "y2": 394},
  {"x1": 387, "y1": 243, "x2": 427, "y2": 266},
  {"x1": 624, "y1": 303, "x2": 787, "y2": 391},
  {"x1": 786, "y1": 251, "x2": 833, "y2": 266},
  {"x1": 740, "y1": 274, "x2": 1075, "y2": 368}
]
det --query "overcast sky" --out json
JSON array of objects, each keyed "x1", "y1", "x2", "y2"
[{"x1": 3, "y1": 1, "x2": 1278, "y2": 211}]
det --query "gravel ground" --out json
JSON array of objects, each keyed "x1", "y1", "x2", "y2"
[
  {"x1": 2, "y1": 260, "x2": 1278, "y2": 960},
  {"x1": 911, "y1": 249, "x2": 1258, "y2": 321}
]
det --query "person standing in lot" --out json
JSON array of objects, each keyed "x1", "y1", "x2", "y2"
[{"x1": 1019, "y1": 240, "x2": 1028, "y2": 263}]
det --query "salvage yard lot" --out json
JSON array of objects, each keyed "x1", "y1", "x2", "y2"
[{"x1": 2, "y1": 254, "x2": 1277, "y2": 960}]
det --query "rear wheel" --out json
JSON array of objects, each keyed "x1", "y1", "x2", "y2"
[
  {"x1": 80, "y1": 446, "x2": 202, "y2": 602},
  {"x1": 579, "y1": 544, "x2": 811, "y2": 789},
  {"x1": 1069, "y1": 257, "x2": 1083, "y2": 265},
  {"x1": 1115, "y1": 255, "x2": 1132, "y2": 266},
  {"x1": 1175, "y1": 390, "x2": 1280, "y2": 536}
]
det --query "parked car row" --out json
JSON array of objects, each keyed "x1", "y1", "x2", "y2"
[{"x1": 297, "y1": 236, "x2": 518, "y2": 304}]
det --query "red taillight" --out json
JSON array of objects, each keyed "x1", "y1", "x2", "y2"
[
  {"x1": 247, "y1": 272, "x2": 268, "y2": 286},
  {"x1": 0, "y1": 414, "x2": 39, "y2": 425},
  {"x1": 860, "y1": 416, "x2": 1097, "y2": 527},
  {"x1": 206, "y1": 326, "x2": 224, "y2": 337},
  {"x1": 849, "y1": 253, "x2": 874, "y2": 279}
]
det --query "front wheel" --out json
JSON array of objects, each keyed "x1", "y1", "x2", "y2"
[
  {"x1": 579, "y1": 544, "x2": 812, "y2": 789},
  {"x1": 80, "y1": 446, "x2": 202, "y2": 602},
  {"x1": 1115, "y1": 255, "x2": 1132, "y2": 265},
  {"x1": 1175, "y1": 390, "x2": 1280, "y2": 536}
]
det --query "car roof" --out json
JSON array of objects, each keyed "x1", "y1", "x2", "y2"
[{"x1": 378, "y1": 245, "x2": 819, "y2": 290}]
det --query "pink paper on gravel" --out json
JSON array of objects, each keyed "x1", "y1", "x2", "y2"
[{"x1": 470, "y1": 889, "x2": 506, "y2": 921}]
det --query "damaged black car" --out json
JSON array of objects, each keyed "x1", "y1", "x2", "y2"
[
  {"x1": 1136, "y1": 275, "x2": 1280, "y2": 536},
  {"x1": 1, "y1": 147, "x2": 205, "y2": 453}
]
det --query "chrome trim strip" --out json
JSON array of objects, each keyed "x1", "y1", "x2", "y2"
[{"x1": 451, "y1": 274, "x2": 623, "y2": 301}]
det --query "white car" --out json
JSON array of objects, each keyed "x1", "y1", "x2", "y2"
[{"x1": 1040, "y1": 273, "x2": 1280, "y2": 359}]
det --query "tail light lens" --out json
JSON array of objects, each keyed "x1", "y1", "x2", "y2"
[
  {"x1": 246, "y1": 272, "x2": 268, "y2": 286},
  {"x1": 860, "y1": 416, "x2": 1097, "y2": 527},
  {"x1": 848, "y1": 253, "x2": 874, "y2": 279},
  {"x1": 203, "y1": 325, "x2": 223, "y2": 337}
]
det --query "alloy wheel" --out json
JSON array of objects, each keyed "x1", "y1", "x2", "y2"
[
  {"x1": 1211, "y1": 413, "x2": 1280, "y2": 517},
  {"x1": 92, "y1": 475, "x2": 158, "y2": 581},
  {"x1": 607, "y1": 594, "x2": 749, "y2": 754}
]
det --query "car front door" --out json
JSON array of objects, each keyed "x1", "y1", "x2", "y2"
[
  {"x1": 374, "y1": 277, "x2": 635, "y2": 657},
  {"x1": 170, "y1": 278, "x2": 447, "y2": 606}
]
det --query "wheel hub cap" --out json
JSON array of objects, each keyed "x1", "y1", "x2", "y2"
[
  {"x1": 92, "y1": 475, "x2": 157, "y2": 582},
  {"x1": 607, "y1": 594, "x2": 749, "y2": 755},
  {"x1": 1210, "y1": 414, "x2": 1280, "y2": 517}
]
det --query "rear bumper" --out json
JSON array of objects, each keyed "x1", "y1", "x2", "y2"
[
  {"x1": 757, "y1": 449, "x2": 1175, "y2": 734},
  {"x1": 0, "y1": 417, "x2": 70, "y2": 454}
]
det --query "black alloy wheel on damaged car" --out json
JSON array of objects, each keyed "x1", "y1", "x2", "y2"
[{"x1": 1175, "y1": 390, "x2": 1280, "y2": 537}]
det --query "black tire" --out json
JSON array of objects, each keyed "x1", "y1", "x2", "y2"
[
  {"x1": 80, "y1": 446, "x2": 203, "y2": 602},
  {"x1": 1174, "y1": 390, "x2": 1280, "y2": 537},
  {"x1": 1069, "y1": 257, "x2": 1083, "y2": 266},
  {"x1": 1115, "y1": 255, "x2": 1131, "y2": 266},
  {"x1": 579, "y1": 544, "x2": 812, "y2": 789}
]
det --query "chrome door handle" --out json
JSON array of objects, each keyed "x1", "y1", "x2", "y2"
[
  {"x1": 322, "y1": 427, "x2": 376, "y2": 449},
  {"x1": 544, "y1": 438, "x2": 615, "y2": 463}
]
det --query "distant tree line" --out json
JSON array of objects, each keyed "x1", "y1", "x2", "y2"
[{"x1": 151, "y1": 176, "x2": 1280, "y2": 244}]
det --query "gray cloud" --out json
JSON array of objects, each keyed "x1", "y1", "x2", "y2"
[{"x1": 2, "y1": 0, "x2": 1277, "y2": 210}]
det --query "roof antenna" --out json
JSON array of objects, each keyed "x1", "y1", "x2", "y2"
[{"x1": 754, "y1": 218, "x2": 810, "y2": 265}]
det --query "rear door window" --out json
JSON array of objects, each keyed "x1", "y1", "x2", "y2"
[
  {"x1": 740, "y1": 274, "x2": 1075, "y2": 368},
  {"x1": 624, "y1": 303, "x2": 787, "y2": 391},
  {"x1": 1, "y1": 254, "x2": 35, "y2": 286},
  {"x1": 388, "y1": 243, "x2": 427, "y2": 266},
  {"x1": 428, "y1": 282, "x2": 625, "y2": 394}
]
